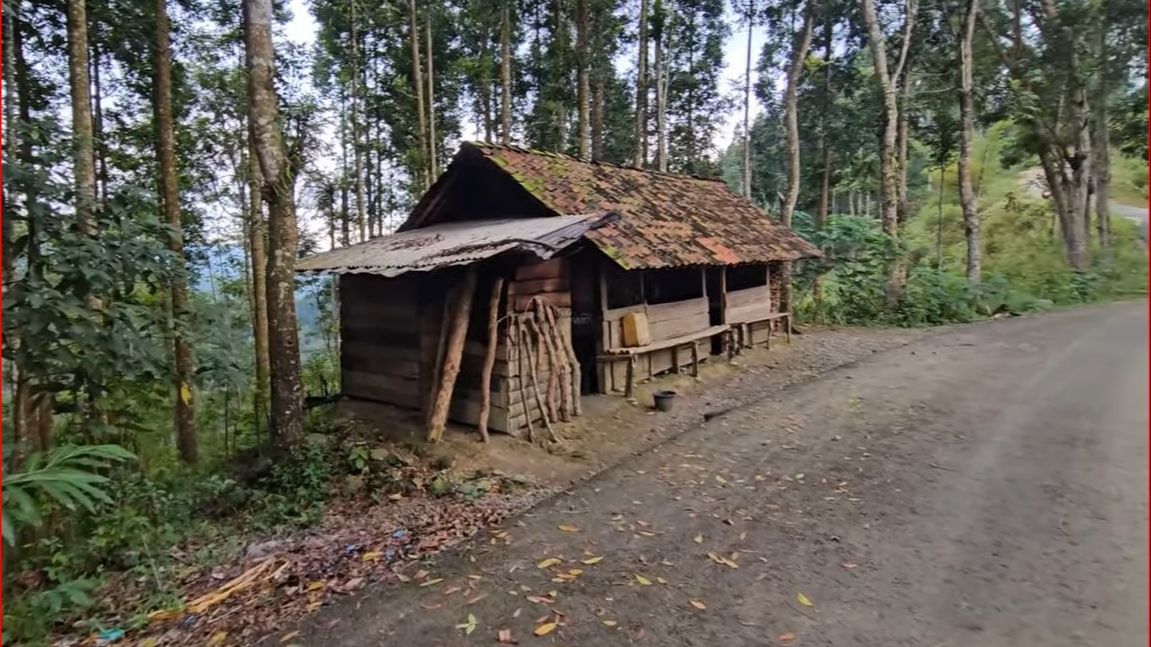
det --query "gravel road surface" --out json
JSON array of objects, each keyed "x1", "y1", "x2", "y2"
[{"x1": 294, "y1": 303, "x2": 1148, "y2": 647}]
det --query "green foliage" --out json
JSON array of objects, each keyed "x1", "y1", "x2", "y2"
[{"x1": 3, "y1": 445, "x2": 136, "y2": 547}]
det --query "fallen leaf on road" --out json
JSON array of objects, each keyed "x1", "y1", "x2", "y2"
[
  {"x1": 656, "y1": 576, "x2": 668, "y2": 584},
  {"x1": 513, "y1": 608, "x2": 522, "y2": 618},
  {"x1": 693, "y1": 534, "x2": 703, "y2": 544},
  {"x1": 207, "y1": 632, "x2": 228, "y2": 646},
  {"x1": 537, "y1": 558, "x2": 562, "y2": 569},
  {"x1": 455, "y1": 613, "x2": 478, "y2": 635},
  {"x1": 419, "y1": 578, "x2": 444, "y2": 587},
  {"x1": 498, "y1": 628, "x2": 517, "y2": 644},
  {"x1": 361, "y1": 551, "x2": 382, "y2": 562},
  {"x1": 581, "y1": 556, "x2": 604, "y2": 565},
  {"x1": 444, "y1": 586, "x2": 462, "y2": 595},
  {"x1": 466, "y1": 593, "x2": 488, "y2": 605},
  {"x1": 279, "y1": 632, "x2": 300, "y2": 644},
  {"x1": 602, "y1": 620, "x2": 618, "y2": 627},
  {"x1": 778, "y1": 632, "x2": 796, "y2": 642},
  {"x1": 841, "y1": 562, "x2": 858, "y2": 570},
  {"x1": 558, "y1": 524, "x2": 580, "y2": 533},
  {"x1": 707, "y1": 552, "x2": 739, "y2": 569},
  {"x1": 715, "y1": 475, "x2": 728, "y2": 484},
  {"x1": 689, "y1": 600, "x2": 707, "y2": 610},
  {"x1": 534, "y1": 622, "x2": 557, "y2": 636},
  {"x1": 796, "y1": 592, "x2": 813, "y2": 607},
  {"x1": 634, "y1": 574, "x2": 653, "y2": 586}
]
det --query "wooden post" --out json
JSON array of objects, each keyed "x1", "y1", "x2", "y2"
[
  {"x1": 785, "y1": 313, "x2": 792, "y2": 344},
  {"x1": 690, "y1": 342, "x2": 699, "y2": 377},
  {"x1": 766, "y1": 321, "x2": 772, "y2": 350},
  {"x1": 477, "y1": 276, "x2": 505, "y2": 442},
  {"x1": 671, "y1": 346, "x2": 680, "y2": 374},
  {"x1": 624, "y1": 355, "x2": 636, "y2": 399},
  {"x1": 426, "y1": 269, "x2": 477, "y2": 442},
  {"x1": 547, "y1": 303, "x2": 581, "y2": 417}
]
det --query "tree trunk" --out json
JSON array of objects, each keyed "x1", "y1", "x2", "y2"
[
  {"x1": 653, "y1": 0, "x2": 668, "y2": 172},
  {"x1": 575, "y1": 0, "x2": 590, "y2": 158},
  {"x1": 152, "y1": 0, "x2": 197, "y2": 464},
  {"x1": 591, "y1": 74, "x2": 605, "y2": 160},
  {"x1": 958, "y1": 0, "x2": 981, "y2": 283},
  {"x1": 477, "y1": 277, "x2": 505, "y2": 442},
  {"x1": 426, "y1": 9, "x2": 437, "y2": 181},
  {"x1": 66, "y1": 0, "x2": 97, "y2": 237},
  {"x1": 779, "y1": 2, "x2": 815, "y2": 317},
  {"x1": 427, "y1": 270, "x2": 478, "y2": 442},
  {"x1": 4, "y1": 9, "x2": 27, "y2": 467},
  {"x1": 896, "y1": 79, "x2": 911, "y2": 224},
  {"x1": 245, "y1": 0, "x2": 303, "y2": 450},
  {"x1": 350, "y1": 1, "x2": 366, "y2": 243},
  {"x1": 90, "y1": 35, "x2": 109, "y2": 208},
  {"x1": 633, "y1": 0, "x2": 649, "y2": 167},
  {"x1": 1092, "y1": 25, "x2": 1111, "y2": 250},
  {"x1": 816, "y1": 15, "x2": 833, "y2": 227},
  {"x1": 408, "y1": 0, "x2": 428, "y2": 189},
  {"x1": 860, "y1": 0, "x2": 916, "y2": 306},
  {"x1": 500, "y1": 1, "x2": 512, "y2": 144},
  {"x1": 246, "y1": 141, "x2": 271, "y2": 433},
  {"x1": 742, "y1": 3, "x2": 755, "y2": 197}
]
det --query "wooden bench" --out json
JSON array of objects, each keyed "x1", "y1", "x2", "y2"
[
  {"x1": 728, "y1": 312, "x2": 791, "y2": 356},
  {"x1": 598, "y1": 324, "x2": 730, "y2": 398}
]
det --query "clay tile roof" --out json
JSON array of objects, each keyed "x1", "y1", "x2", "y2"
[{"x1": 458, "y1": 142, "x2": 821, "y2": 269}]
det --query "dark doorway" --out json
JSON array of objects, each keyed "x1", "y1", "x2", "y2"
[
  {"x1": 568, "y1": 249, "x2": 601, "y2": 394},
  {"x1": 706, "y1": 267, "x2": 726, "y2": 355}
]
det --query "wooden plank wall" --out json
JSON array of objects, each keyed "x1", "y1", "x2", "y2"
[
  {"x1": 597, "y1": 274, "x2": 713, "y2": 393},
  {"x1": 497, "y1": 258, "x2": 575, "y2": 437},
  {"x1": 340, "y1": 274, "x2": 424, "y2": 405}
]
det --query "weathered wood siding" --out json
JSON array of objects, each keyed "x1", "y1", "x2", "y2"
[
  {"x1": 597, "y1": 268, "x2": 713, "y2": 393},
  {"x1": 499, "y1": 258, "x2": 574, "y2": 436},
  {"x1": 340, "y1": 274, "x2": 423, "y2": 405}
]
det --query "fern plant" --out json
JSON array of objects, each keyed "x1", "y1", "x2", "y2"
[{"x1": 3, "y1": 445, "x2": 136, "y2": 546}]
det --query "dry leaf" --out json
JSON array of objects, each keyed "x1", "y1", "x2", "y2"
[
  {"x1": 841, "y1": 562, "x2": 858, "y2": 570},
  {"x1": 537, "y1": 558, "x2": 562, "y2": 569},
  {"x1": 778, "y1": 632, "x2": 796, "y2": 642},
  {"x1": 581, "y1": 556, "x2": 604, "y2": 565},
  {"x1": 207, "y1": 632, "x2": 228, "y2": 647},
  {"x1": 466, "y1": 593, "x2": 488, "y2": 605},
  {"x1": 567, "y1": 569, "x2": 583, "y2": 576},
  {"x1": 497, "y1": 628, "x2": 517, "y2": 644},
  {"x1": 601, "y1": 620, "x2": 618, "y2": 627},
  {"x1": 796, "y1": 592, "x2": 813, "y2": 607},
  {"x1": 513, "y1": 608, "x2": 523, "y2": 618},
  {"x1": 715, "y1": 475, "x2": 728, "y2": 484},
  {"x1": 557, "y1": 524, "x2": 580, "y2": 533},
  {"x1": 444, "y1": 586, "x2": 462, "y2": 596},
  {"x1": 414, "y1": 569, "x2": 430, "y2": 580},
  {"x1": 634, "y1": 574, "x2": 653, "y2": 586},
  {"x1": 693, "y1": 534, "x2": 703, "y2": 544},
  {"x1": 361, "y1": 551, "x2": 382, "y2": 562},
  {"x1": 656, "y1": 576, "x2": 668, "y2": 584},
  {"x1": 455, "y1": 613, "x2": 478, "y2": 635},
  {"x1": 419, "y1": 578, "x2": 444, "y2": 587},
  {"x1": 306, "y1": 581, "x2": 326, "y2": 591},
  {"x1": 279, "y1": 631, "x2": 301, "y2": 643},
  {"x1": 689, "y1": 599, "x2": 707, "y2": 610},
  {"x1": 534, "y1": 622, "x2": 557, "y2": 637}
]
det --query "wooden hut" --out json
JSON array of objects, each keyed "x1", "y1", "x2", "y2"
[{"x1": 297, "y1": 142, "x2": 820, "y2": 441}]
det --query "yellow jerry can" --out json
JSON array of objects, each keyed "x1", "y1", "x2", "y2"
[{"x1": 621, "y1": 312, "x2": 651, "y2": 347}]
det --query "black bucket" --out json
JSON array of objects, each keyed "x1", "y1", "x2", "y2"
[{"x1": 653, "y1": 390, "x2": 677, "y2": 412}]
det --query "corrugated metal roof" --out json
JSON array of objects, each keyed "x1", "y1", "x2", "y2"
[
  {"x1": 404, "y1": 142, "x2": 822, "y2": 270},
  {"x1": 296, "y1": 213, "x2": 615, "y2": 277}
]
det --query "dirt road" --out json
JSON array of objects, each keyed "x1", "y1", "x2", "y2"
[{"x1": 294, "y1": 303, "x2": 1148, "y2": 646}]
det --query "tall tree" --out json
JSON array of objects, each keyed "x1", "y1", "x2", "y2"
[
  {"x1": 66, "y1": 0, "x2": 97, "y2": 238},
  {"x1": 652, "y1": 0, "x2": 667, "y2": 171},
  {"x1": 633, "y1": 0, "x2": 649, "y2": 166},
  {"x1": 740, "y1": 1, "x2": 754, "y2": 197},
  {"x1": 575, "y1": 0, "x2": 591, "y2": 157},
  {"x1": 426, "y1": 8, "x2": 438, "y2": 179},
  {"x1": 860, "y1": 0, "x2": 917, "y2": 303},
  {"x1": 246, "y1": 143, "x2": 271, "y2": 432},
  {"x1": 815, "y1": 12, "x2": 834, "y2": 227},
  {"x1": 408, "y1": 0, "x2": 429, "y2": 189},
  {"x1": 245, "y1": 0, "x2": 304, "y2": 449},
  {"x1": 957, "y1": 0, "x2": 981, "y2": 282},
  {"x1": 349, "y1": 0, "x2": 366, "y2": 242},
  {"x1": 500, "y1": 1, "x2": 513, "y2": 144},
  {"x1": 779, "y1": 1, "x2": 815, "y2": 315},
  {"x1": 152, "y1": 0, "x2": 198, "y2": 464}
]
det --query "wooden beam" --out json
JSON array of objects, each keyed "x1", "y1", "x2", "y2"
[
  {"x1": 477, "y1": 276, "x2": 505, "y2": 442},
  {"x1": 426, "y1": 269, "x2": 477, "y2": 442}
]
